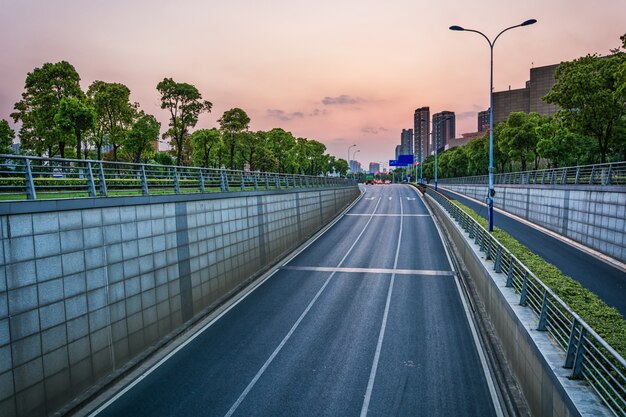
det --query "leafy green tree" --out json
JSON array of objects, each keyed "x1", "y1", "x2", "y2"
[
  {"x1": 54, "y1": 97, "x2": 95, "y2": 159},
  {"x1": 87, "y1": 81, "x2": 136, "y2": 161},
  {"x1": 266, "y1": 128, "x2": 296, "y2": 172},
  {"x1": 218, "y1": 108, "x2": 250, "y2": 169},
  {"x1": 465, "y1": 134, "x2": 489, "y2": 176},
  {"x1": 544, "y1": 53, "x2": 626, "y2": 163},
  {"x1": 11, "y1": 61, "x2": 84, "y2": 157},
  {"x1": 498, "y1": 112, "x2": 543, "y2": 171},
  {"x1": 0, "y1": 120, "x2": 15, "y2": 154},
  {"x1": 153, "y1": 151, "x2": 175, "y2": 166},
  {"x1": 124, "y1": 112, "x2": 160, "y2": 163},
  {"x1": 191, "y1": 128, "x2": 221, "y2": 167},
  {"x1": 157, "y1": 78, "x2": 212, "y2": 165}
]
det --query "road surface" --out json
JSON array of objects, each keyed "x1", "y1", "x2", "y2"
[{"x1": 91, "y1": 184, "x2": 499, "y2": 417}]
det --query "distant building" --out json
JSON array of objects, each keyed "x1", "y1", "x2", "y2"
[
  {"x1": 493, "y1": 63, "x2": 559, "y2": 124},
  {"x1": 369, "y1": 162, "x2": 380, "y2": 174},
  {"x1": 478, "y1": 110, "x2": 489, "y2": 132},
  {"x1": 349, "y1": 160, "x2": 362, "y2": 173},
  {"x1": 400, "y1": 129, "x2": 413, "y2": 156},
  {"x1": 413, "y1": 107, "x2": 430, "y2": 162},
  {"x1": 432, "y1": 111, "x2": 455, "y2": 154},
  {"x1": 447, "y1": 131, "x2": 484, "y2": 150},
  {"x1": 395, "y1": 145, "x2": 401, "y2": 160}
]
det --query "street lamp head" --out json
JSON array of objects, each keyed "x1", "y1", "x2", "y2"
[
  {"x1": 449, "y1": 25, "x2": 464, "y2": 31},
  {"x1": 521, "y1": 19, "x2": 537, "y2": 26}
]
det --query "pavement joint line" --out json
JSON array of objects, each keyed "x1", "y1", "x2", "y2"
[
  {"x1": 280, "y1": 265, "x2": 454, "y2": 276},
  {"x1": 360, "y1": 194, "x2": 403, "y2": 417},
  {"x1": 440, "y1": 186, "x2": 626, "y2": 273},
  {"x1": 345, "y1": 213, "x2": 430, "y2": 217},
  {"x1": 224, "y1": 195, "x2": 383, "y2": 417}
]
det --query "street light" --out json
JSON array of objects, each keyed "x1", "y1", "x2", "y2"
[
  {"x1": 450, "y1": 19, "x2": 537, "y2": 232},
  {"x1": 347, "y1": 144, "x2": 356, "y2": 176}
]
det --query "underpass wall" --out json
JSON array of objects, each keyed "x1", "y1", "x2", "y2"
[
  {"x1": 0, "y1": 187, "x2": 360, "y2": 417},
  {"x1": 439, "y1": 184, "x2": 626, "y2": 262}
]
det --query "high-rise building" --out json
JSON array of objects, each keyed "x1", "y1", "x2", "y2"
[
  {"x1": 395, "y1": 145, "x2": 401, "y2": 160},
  {"x1": 349, "y1": 160, "x2": 361, "y2": 173},
  {"x1": 432, "y1": 111, "x2": 455, "y2": 154},
  {"x1": 400, "y1": 129, "x2": 413, "y2": 155},
  {"x1": 413, "y1": 107, "x2": 430, "y2": 162},
  {"x1": 478, "y1": 110, "x2": 489, "y2": 132},
  {"x1": 369, "y1": 162, "x2": 380, "y2": 174}
]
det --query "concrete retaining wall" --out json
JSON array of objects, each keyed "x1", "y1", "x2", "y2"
[
  {"x1": 440, "y1": 184, "x2": 626, "y2": 262},
  {"x1": 0, "y1": 187, "x2": 359, "y2": 417},
  {"x1": 426, "y1": 192, "x2": 610, "y2": 417}
]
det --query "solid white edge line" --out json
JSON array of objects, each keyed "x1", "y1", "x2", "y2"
[
  {"x1": 223, "y1": 195, "x2": 383, "y2": 417},
  {"x1": 418, "y1": 187, "x2": 504, "y2": 417},
  {"x1": 88, "y1": 186, "x2": 366, "y2": 417},
  {"x1": 360, "y1": 193, "x2": 404, "y2": 417}
]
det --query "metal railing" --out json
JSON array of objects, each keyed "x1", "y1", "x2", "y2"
[
  {"x1": 428, "y1": 189, "x2": 626, "y2": 416},
  {"x1": 438, "y1": 161, "x2": 626, "y2": 187},
  {"x1": 0, "y1": 154, "x2": 356, "y2": 201}
]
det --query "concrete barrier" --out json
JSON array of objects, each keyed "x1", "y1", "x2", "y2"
[
  {"x1": 425, "y1": 192, "x2": 610, "y2": 417},
  {"x1": 440, "y1": 184, "x2": 626, "y2": 262},
  {"x1": 0, "y1": 187, "x2": 359, "y2": 417}
]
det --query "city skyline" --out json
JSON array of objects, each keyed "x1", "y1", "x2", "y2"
[{"x1": 1, "y1": 0, "x2": 625, "y2": 166}]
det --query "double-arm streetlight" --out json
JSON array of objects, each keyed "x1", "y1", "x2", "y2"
[
  {"x1": 449, "y1": 19, "x2": 537, "y2": 232},
  {"x1": 347, "y1": 144, "x2": 357, "y2": 176}
]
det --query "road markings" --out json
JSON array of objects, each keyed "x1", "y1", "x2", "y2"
[
  {"x1": 365, "y1": 197, "x2": 376, "y2": 200},
  {"x1": 360, "y1": 197, "x2": 403, "y2": 417},
  {"x1": 388, "y1": 197, "x2": 392, "y2": 200},
  {"x1": 281, "y1": 266, "x2": 454, "y2": 276},
  {"x1": 224, "y1": 196, "x2": 383, "y2": 417},
  {"x1": 406, "y1": 197, "x2": 416, "y2": 200},
  {"x1": 346, "y1": 213, "x2": 429, "y2": 217}
]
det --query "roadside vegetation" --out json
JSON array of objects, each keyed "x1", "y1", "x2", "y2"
[{"x1": 453, "y1": 200, "x2": 626, "y2": 358}]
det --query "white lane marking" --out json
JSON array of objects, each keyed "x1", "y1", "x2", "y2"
[
  {"x1": 388, "y1": 197, "x2": 392, "y2": 200},
  {"x1": 418, "y1": 187, "x2": 504, "y2": 417},
  {"x1": 281, "y1": 266, "x2": 454, "y2": 276},
  {"x1": 365, "y1": 197, "x2": 376, "y2": 200},
  {"x1": 406, "y1": 197, "x2": 416, "y2": 200},
  {"x1": 360, "y1": 196, "x2": 403, "y2": 417},
  {"x1": 346, "y1": 213, "x2": 428, "y2": 217},
  {"x1": 88, "y1": 184, "x2": 367, "y2": 417},
  {"x1": 224, "y1": 197, "x2": 383, "y2": 417}
]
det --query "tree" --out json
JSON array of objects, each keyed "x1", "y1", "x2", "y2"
[
  {"x1": 87, "y1": 81, "x2": 136, "y2": 161},
  {"x1": 124, "y1": 112, "x2": 160, "y2": 163},
  {"x1": 544, "y1": 53, "x2": 626, "y2": 163},
  {"x1": 266, "y1": 128, "x2": 296, "y2": 172},
  {"x1": 11, "y1": 61, "x2": 84, "y2": 157},
  {"x1": 218, "y1": 108, "x2": 250, "y2": 169},
  {"x1": 498, "y1": 112, "x2": 543, "y2": 171},
  {"x1": 54, "y1": 97, "x2": 95, "y2": 159},
  {"x1": 157, "y1": 78, "x2": 212, "y2": 165},
  {"x1": 191, "y1": 128, "x2": 221, "y2": 168},
  {"x1": 0, "y1": 120, "x2": 15, "y2": 154}
]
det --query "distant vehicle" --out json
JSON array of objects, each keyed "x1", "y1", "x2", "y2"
[
  {"x1": 364, "y1": 174, "x2": 374, "y2": 185},
  {"x1": 384, "y1": 180, "x2": 391, "y2": 184}
]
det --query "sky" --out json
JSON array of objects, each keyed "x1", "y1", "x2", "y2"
[{"x1": 1, "y1": 0, "x2": 625, "y2": 168}]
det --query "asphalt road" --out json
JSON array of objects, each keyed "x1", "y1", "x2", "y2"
[
  {"x1": 438, "y1": 186, "x2": 626, "y2": 317},
  {"x1": 92, "y1": 185, "x2": 499, "y2": 417}
]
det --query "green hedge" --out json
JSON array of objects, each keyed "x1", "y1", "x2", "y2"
[
  {"x1": 0, "y1": 177, "x2": 209, "y2": 188},
  {"x1": 452, "y1": 200, "x2": 626, "y2": 358}
]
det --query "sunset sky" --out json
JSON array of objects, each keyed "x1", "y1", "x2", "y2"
[{"x1": 1, "y1": 0, "x2": 625, "y2": 167}]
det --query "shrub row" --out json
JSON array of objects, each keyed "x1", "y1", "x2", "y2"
[{"x1": 452, "y1": 200, "x2": 626, "y2": 358}]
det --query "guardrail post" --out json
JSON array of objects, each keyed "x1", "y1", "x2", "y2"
[
  {"x1": 506, "y1": 262, "x2": 514, "y2": 287},
  {"x1": 537, "y1": 291, "x2": 549, "y2": 331},
  {"x1": 299, "y1": 176, "x2": 303, "y2": 188},
  {"x1": 564, "y1": 319, "x2": 580, "y2": 369},
  {"x1": 87, "y1": 162, "x2": 96, "y2": 197},
  {"x1": 173, "y1": 167, "x2": 180, "y2": 193},
  {"x1": 589, "y1": 166, "x2": 595, "y2": 185},
  {"x1": 240, "y1": 172, "x2": 245, "y2": 191},
  {"x1": 571, "y1": 328, "x2": 587, "y2": 379},
  {"x1": 220, "y1": 170, "x2": 228, "y2": 192},
  {"x1": 305, "y1": 176, "x2": 310, "y2": 188},
  {"x1": 98, "y1": 162, "x2": 108, "y2": 196},
  {"x1": 25, "y1": 158, "x2": 37, "y2": 200},
  {"x1": 292, "y1": 174, "x2": 296, "y2": 189},
  {"x1": 253, "y1": 173, "x2": 259, "y2": 191},
  {"x1": 141, "y1": 165, "x2": 149, "y2": 195},
  {"x1": 519, "y1": 271, "x2": 529, "y2": 306},
  {"x1": 485, "y1": 237, "x2": 492, "y2": 260},
  {"x1": 560, "y1": 169, "x2": 567, "y2": 185},
  {"x1": 574, "y1": 167, "x2": 580, "y2": 185},
  {"x1": 494, "y1": 246, "x2": 502, "y2": 273},
  {"x1": 199, "y1": 170, "x2": 206, "y2": 193},
  {"x1": 468, "y1": 221, "x2": 475, "y2": 239},
  {"x1": 479, "y1": 232, "x2": 486, "y2": 252},
  {"x1": 264, "y1": 173, "x2": 270, "y2": 190},
  {"x1": 606, "y1": 165, "x2": 613, "y2": 185},
  {"x1": 275, "y1": 175, "x2": 280, "y2": 190}
]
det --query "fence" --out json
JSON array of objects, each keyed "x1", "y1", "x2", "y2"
[
  {"x1": 438, "y1": 161, "x2": 626, "y2": 187},
  {"x1": 0, "y1": 154, "x2": 355, "y2": 201},
  {"x1": 428, "y1": 189, "x2": 626, "y2": 417}
]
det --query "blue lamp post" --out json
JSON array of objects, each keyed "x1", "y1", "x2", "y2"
[{"x1": 450, "y1": 19, "x2": 537, "y2": 232}]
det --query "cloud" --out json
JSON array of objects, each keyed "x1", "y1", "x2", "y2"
[
  {"x1": 361, "y1": 126, "x2": 389, "y2": 134},
  {"x1": 322, "y1": 94, "x2": 363, "y2": 106},
  {"x1": 266, "y1": 109, "x2": 305, "y2": 121},
  {"x1": 310, "y1": 108, "x2": 328, "y2": 117}
]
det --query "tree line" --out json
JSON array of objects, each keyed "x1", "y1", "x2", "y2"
[
  {"x1": 1, "y1": 61, "x2": 348, "y2": 176},
  {"x1": 419, "y1": 35, "x2": 626, "y2": 180}
]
